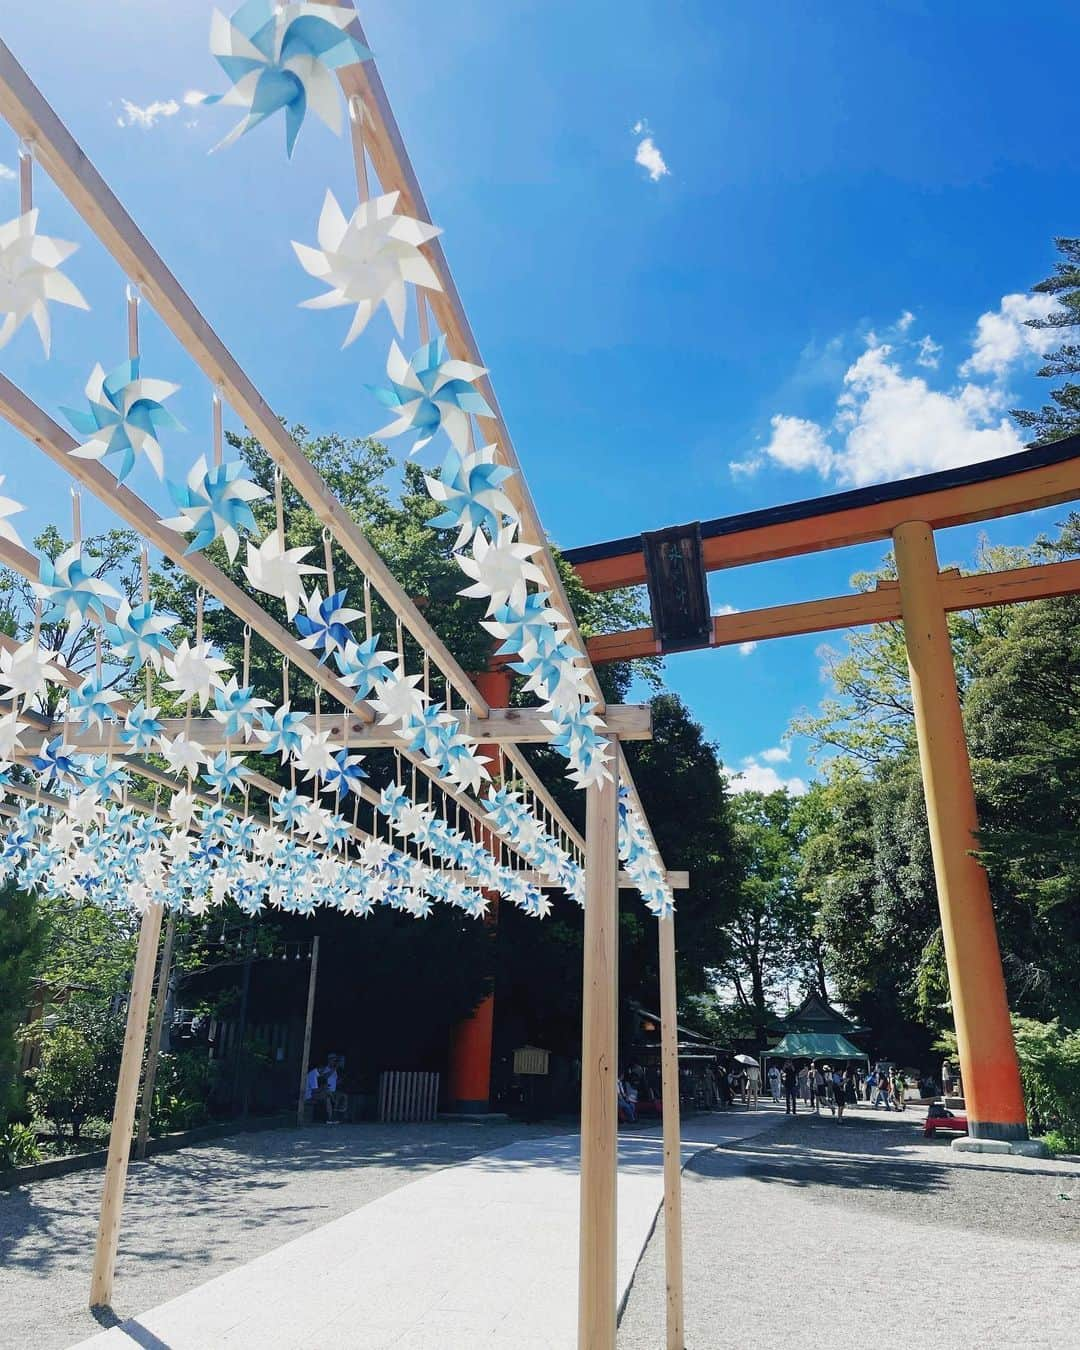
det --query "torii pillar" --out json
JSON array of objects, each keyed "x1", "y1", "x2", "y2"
[
  {"x1": 893, "y1": 521, "x2": 1028, "y2": 1141},
  {"x1": 446, "y1": 667, "x2": 511, "y2": 1114}
]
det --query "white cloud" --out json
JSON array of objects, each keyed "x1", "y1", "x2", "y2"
[
  {"x1": 0, "y1": 164, "x2": 15, "y2": 181},
  {"x1": 961, "y1": 292, "x2": 1060, "y2": 379},
  {"x1": 116, "y1": 98, "x2": 181, "y2": 130},
  {"x1": 183, "y1": 90, "x2": 206, "y2": 107},
  {"x1": 634, "y1": 131, "x2": 670, "y2": 182},
  {"x1": 916, "y1": 335, "x2": 942, "y2": 368},
  {"x1": 710, "y1": 603, "x2": 757, "y2": 656},
  {"x1": 729, "y1": 758, "x2": 808, "y2": 796},
  {"x1": 897, "y1": 310, "x2": 916, "y2": 333},
  {"x1": 759, "y1": 745, "x2": 791, "y2": 764},
  {"x1": 731, "y1": 413, "x2": 835, "y2": 478}
]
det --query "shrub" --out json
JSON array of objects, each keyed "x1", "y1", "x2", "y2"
[
  {"x1": 149, "y1": 1052, "x2": 219, "y2": 1134},
  {"x1": 1012, "y1": 1017, "x2": 1080, "y2": 1151},
  {"x1": 26, "y1": 1002, "x2": 124, "y2": 1142},
  {"x1": 0, "y1": 1122, "x2": 42, "y2": 1169}
]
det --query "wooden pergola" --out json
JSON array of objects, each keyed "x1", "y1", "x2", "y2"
[
  {"x1": 0, "y1": 12, "x2": 690, "y2": 1349},
  {"x1": 565, "y1": 431, "x2": 1080, "y2": 1151}
]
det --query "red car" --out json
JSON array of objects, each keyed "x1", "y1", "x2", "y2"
[{"x1": 924, "y1": 1108, "x2": 968, "y2": 1139}]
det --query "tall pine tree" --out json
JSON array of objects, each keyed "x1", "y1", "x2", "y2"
[{"x1": 1013, "y1": 237, "x2": 1080, "y2": 441}]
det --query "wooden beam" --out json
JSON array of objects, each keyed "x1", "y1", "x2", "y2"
[
  {"x1": 296, "y1": 936, "x2": 320, "y2": 1127},
  {"x1": 21, "y1": 705, "x2": 653, "y2": 756},
  {"x1": 578, "y1": 737, "x2": 619, "y2": 1350},
  {"x1": 565, "y1": 436, "x2": 1080, "y2": 590},
  {"x1": 135, "y1": 907, "x2": 177, "y2": 1161},
  {"x1": 89, "y1": 899, "x2": 163, "y2": 1309},
  {"x1": 658, "y1": 914, "x2": 684, "y2": 1350},
  {"x1": 584, "y1": 559, "x2": 1080, "y2": 661},
  {"x1": 0, "y1": 40, "x2": 486, "y2": 719}
]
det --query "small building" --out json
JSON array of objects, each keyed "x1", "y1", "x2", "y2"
[{"x1": 762, "y1": 993, "x2": 869, "y2": 1071}]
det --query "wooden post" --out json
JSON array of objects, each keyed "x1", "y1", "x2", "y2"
[
  {"x1": 296, "y1": 935, "x2": 320, "y2": 1127},
  {"x1": 893, "y1": 521, "x2": 1028, "y2": 1141},
  {"x1": 135, "y1": 906, "x2": 177, "y2": 1161},
  {"x1": 90, "y1": 900, "x2": 164, "y2": 1309},
  {"x1": 658, "y1": 914, "x2": 684, "y2": 1349},
  {"x1": 578, "y1": 739, "x2": 619, "y2": 1350}
]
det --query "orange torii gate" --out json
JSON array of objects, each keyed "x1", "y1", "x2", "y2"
[{"x1": 564, "y1": 432, "x2": 1080, "y2": 1148}]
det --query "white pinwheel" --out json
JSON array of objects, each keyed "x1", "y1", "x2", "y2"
[
  {"x1": 65, "y1": 359, "x2": 182, "y2": 482},
  {"x1": 367, "y1": 337, "x2": 493, "y2": 456},
  {"x1": 0, "y1": 711, "x2": 27, "y2": 764},
  {"x1": 242, "y1": 530, "x2": 323, "y2": 619},
  {"x1": 456, "y1": 525, "x2": 546, "y2": 615},
  {"x1": 0, "y1": 640, "x2": 65, "y2": 704},
  {"x1": 163, "y1": 639, "x2": 231, "y2": 710},
  {"x1": 294, "y1": 728, "x2": 337, "y2": 780},
  {"x1": 0, "y1": 210, "x2": 88, "y2": 356},
  {"x1": 161, "y1": 733, "x2": 208, "y2": 778},
  {"x1": 0, "y1": 477, "x2": 24, "y2": 547},
  {"x1": 368, "y1": 670, "x2": 426, "y2": 727},
  {"x1": 293, "y1": 190, "x2": 442, "y2": 344}
]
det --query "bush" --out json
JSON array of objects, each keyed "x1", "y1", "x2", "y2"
[
  {"x1": 150, "y1": 1052, "x2": 219, "y2": 1134},
  {"x1": 26, "y1": 1002, "x2": 124, "y2": 1143},
  {"x1": 1012, "y1": 1017, "x2": 1080, "y2": 1151},
  {"x1": 0, "y1": 1121, "x2": 42, "y2": 1169},
  {"x1": 1039, "y1": 1130, "x2": 1072, "y2": 1156}
]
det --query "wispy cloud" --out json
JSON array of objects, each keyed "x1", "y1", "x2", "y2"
[
  {"x1": 728, "y1": 755, "x2": 807, "y2": 796},
  {"x1": 116, "y1": 98, "x2": 181, "y2": 130},
  {"x1": 712, "y1": 603, "x2": 757, "y2": 656},
  {"x1": 631, "y1": 118, "x2": 670, "y2": 182},
  {"x1": 0, "y1": 164, "x2": 15, "y2": 181}
]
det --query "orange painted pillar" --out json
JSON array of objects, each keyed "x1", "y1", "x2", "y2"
[
  {"x1": 893, "y1": 521, "x2": 1028, "y2": 1141},
  {"x1": 446, "y1": 668, "x2": 511, "y2": 1114}
]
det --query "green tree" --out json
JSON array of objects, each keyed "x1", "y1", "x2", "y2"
[
  {"x1": 0, "y1": 884, "x2": 48, "y2": 1126},
  {"x1": 27, "y1": 1002, "x2": 124, "y2": 1141},
  {"x1": 1012, "y1": 237, "x2": 1080, "y2": 443}
]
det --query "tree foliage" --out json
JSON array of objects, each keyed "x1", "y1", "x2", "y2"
[{"x1": 1012, "y1": 237, "x2": 1080, "y2": 443}]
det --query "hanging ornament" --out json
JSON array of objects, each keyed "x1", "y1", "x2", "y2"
[
  {"x1": 0, "y1": 210, "x2": 88, "y2": 356},
  {"x1": 293, "y1": 189, "x2": 442, "y2": 344},
  {"x1": 64, "y1": 359, "x2": 182, "y2": 482},
  {"x1": 0, "y1": 640, "x2": 65, "y2": 704},
  {"x1": 103, "y1": 598, "x2": 176, "y2": 672},
  {"x1": 320, "y1": 747, "x2": 367, "y2": 799},
  {"x1": 424, "y1": 445, "x2": 517, "y2": 550},
  {"x1": 0, "y1": 477, "x2": 25, "y2": 547},
  {"x1": 67, "y1": 675, "x2": 123, "y2": 732},
  {"x1": 242, "y1": 530, "x2": 323, "y2": 619},
  {"x1": 162, "y1": 639, "x2": 231, "y2": 709},
  {"x1": 162, "y1": 455, "x2": 267, "y2": 561},
  {"x1": 195, "y1": 2, "x2": 372, "y2": 157},
  {"x1": 367, "y1": 336, "x2": 493, "y2": 455},
  {"x1": 210, "y1": 677, "x2": 271, "y2": 740},
  {"x1": 255, "y1": 702, "x2": 309, "y2": 761},
  {"x1": 160, "y1": 732, "x2": 208, "y2": 777},
  {"x1": 31, "y1": 735, "x2": 82, "y2": 787},
  {"x1": 333, "y1": 633, "x2": 395, "y2": 701},
  {"x1": 456, "y1": 524, "x2": 545, "y2": 614},
  {"x1": 294, "y1": 586, "x2": 360, "y2": 660},
  {"x1": 201, "y1": 751, "x2": 251, "y2": 796},
  {"x1": 32, "y1": 545, "x2": 123, "y2": 625},
  {"x1": 120, "y1": 701, "x2": 165, "y2": 751}
]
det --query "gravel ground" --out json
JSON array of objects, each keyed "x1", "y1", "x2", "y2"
[
  {"x1": 0, "y1": 1119, "x2": 572, "y2": 1350},
  {"x1": 618, "y1": 1104, "x2": 1080, "y2": 1350}
]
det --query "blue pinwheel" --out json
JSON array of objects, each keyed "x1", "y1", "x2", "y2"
[
  {"x1": 255, "y1": 703, "x2": 309, "y2": 761},
  {"x1": 271, "y1": 787, "x2": 305, "y2": 830},
  {"x1": 196, "y1": 1, "x2": 372, "y2": 158},
  {"x1": 198, "y1": 803, "x2": 232, "y2": 839},
  {"x1": 131, "y1": 815, "x2": 167, "y2": 851},
  {"x1": 322, "y1": 810, "x2": 351, "y2": 850},
  {"x1": 334, "y1": 634, "x2": 395, "y2": 701},
  {"x1": 121, "y1": 701, "x2": 165, "y2": 751},
  {"x1": 67, "y1": 676, "x2": 122, "y2": 732},
  {"x1": 225, "y1": 814, "x2": 259, "y2": 853},
  {"x1": 401, "y1": 702, "x2": 452, "y2": 761},
  {"x1": 104, "y1": 598, "x2": 176, "y2": 672},
  {"x1": 33, "y1": 545, "x2": 122, "y2": 625},
  {"x1": 481, "y1": 591, "x2": 563, "y2": 658},
  {"x1": 368, "y1": 336, "x2": 494, "y2": 455},
  {"x1": 161, "y1": 455, "x2": 267, "y2": 562},
  {"x1": 294, "y1": 587, "x2": 360, "y2": 660},
  {"x1": 321, "y1": 748, "x2": 367, "y2": 800},
  {"x1": 64, "y1": 358, "x2": 182, "y2": 482},
  {"x1": 32, "y1": 736, "x2": 82, "y2": 787},
  {"x1": 82, "y1": 756, "x2": 129, "y2": 802},
  {"x1": 211, "y1": 678, "x2": 270, "y2": 740},
  {"x1": 424, "y1": 445, "x2": 517, "y2": 549},
  {"x1": 202, "y1": 751, "x2": 250, "y2": 796}
]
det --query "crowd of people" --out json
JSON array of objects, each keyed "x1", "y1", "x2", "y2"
[{"x1": 768, "y1": 1061, "x2": 910, "y2": 1119}]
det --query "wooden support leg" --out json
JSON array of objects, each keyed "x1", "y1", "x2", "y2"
[
  {"x1": 296, "y1": 935, "x2": 320, "y2": 1127},
  {"x1": 579, "y1": 740, "x2": 619, "y2": 1350},
  {"x1": 135, "y1": 906, "x2": 177, "y2": 1161},
  {"x1": 658, "y1": 914, "x2": 684, "y2": 1350},
  {"x1": 90, "y1": 899, "x2": 165, "y2": 1309},
  {"x1": 893, "y1": 521, "x2": 1028, "y2": 1141}
]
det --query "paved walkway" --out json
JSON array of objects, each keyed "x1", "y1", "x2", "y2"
[{"x1": 69, "y1": 1112, "x2": 778, "y2": 1350}]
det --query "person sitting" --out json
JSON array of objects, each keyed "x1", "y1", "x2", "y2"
[{"x1": 321, "y1": 1053, "x2": 347, "y2": 1124}]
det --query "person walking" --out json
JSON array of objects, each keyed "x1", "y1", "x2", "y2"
[
  {"x1": 781, "y1": 1059, "x2": 798, "y2": 1115},
  {"x1": 798, "y1": 1064, "x2": 809, "y2": 1105},
  {"x1": 811, "y1": 1062, "x2": 825, "y2": 1115},
  {"x1": 891, "y1": 1069, "x2": 906, "y2": 1112},
  {"x1": 831, "y1": 1066, "x2": 846, "y2": 1121},
  {"x1": 941, "y1": 1059, "x2": 954, "y2": 1100},
  {"x1": 844, "y1": 1066, "x2": 857, "y2": 1105},
  {"x1": 768, "y1": 1063, "x2": 782, "y2": 1103}
]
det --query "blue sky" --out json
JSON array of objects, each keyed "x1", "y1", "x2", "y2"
[{"x1": 0, "y1": 1, "x2": 1076, "y2": 793}]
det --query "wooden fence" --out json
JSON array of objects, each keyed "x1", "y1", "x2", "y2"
[{"x1": 377, "y1": 1071, "x2": 440, "y2": 1123}]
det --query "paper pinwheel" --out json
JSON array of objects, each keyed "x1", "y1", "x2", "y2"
[
  {"x1": 321, "y1": 747, "x2": 367, "y2": 799},
  {"x1": 168, "y1": 787, "x2": 199, "y2": 831},
  {"x1": 456, "y1": 525, "x2": 546, "y2": 615},
  {"x1": 31, "y1": 736, "x2": 82, "y2": 787},
  {"x1": 196, "y1": 1, "x2": 372, "y2": 157},
  {"x1": 0, "y1": 711, "x2": 27, "y2": 764},
  {"x1": 0, "y1": 641, "x2": 65, "y2": 704},
  {"x1": 294, "y1": 728, "x2": 337, "y2": 780},
  {"x1": 163, "y1": 639, "x2": 231, "y2": 709},
  {"x1": 367, "y1": 337, "x2": 493, "y2": 455},
  {"x1": 211, "y1": 678, "x2": 270, "y2": 740},
  {"x1": 334, "y1": 634, "x2": 395, "y2": 702},
  {"x1": 255, "y1": 702, "x2": 309, "y2": 761},
  {"x1": 32, "y1": 545, "x2": 122, "y2": 626},
  {"x1": 67, "y1": 676, "x2": 122, "y2": 732},
  {"x1": 439, "y1": 737, "x2": 490, "y2": 793},
  {"x1": 162, "y1": 456, "x2": 267, "y2": 561},
  {"x1": 294, "y1": 586, "x2": 360, "y2": 660},
  {"x1": 271, "y1": 787, "x2": 305, "y2": 830},
  {"x1": 242, "y1": 530, "x2": 322, "y2": 619},
  {"x1": 481, "y1": 591, "x2": 567, "y2": 659},
  {"x1": 161, "y1": 733, "x2": 208, "y2": 777},
  {"x1": 369, "y1": 670, "x2": 426, "y2": 727},
  {"x1": 202, "y1": 751, "x2": 251, "y2": 796},
  {"x1": 0, "y1": 210, "x2": 88, "y2": 357},
  {"x1": 424, "y1": 445, "x2": 517, "y2": 550},
  {"x1": 0, "y1": 477, "x2": 24, "y2": 548},
  {"x1": 81, "y1": 756, "x2": 129, "y2": 802},
  {"x1": 293, "y1": 189, "x2": 442, "y2": 344},
  {"x1": 103, "y1": 598, "x2": 176, "y2": 672},
  {"x1": 401, "y1": 702, "x2": 454, "y2": 761},
  {"x1": 64, "y1": 359, "x2": 182, "y2": 482}
]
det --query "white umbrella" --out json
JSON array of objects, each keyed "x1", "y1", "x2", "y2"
[{"x1": 734, "y1": 1054, "x2": 758, "y2": 1067}]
